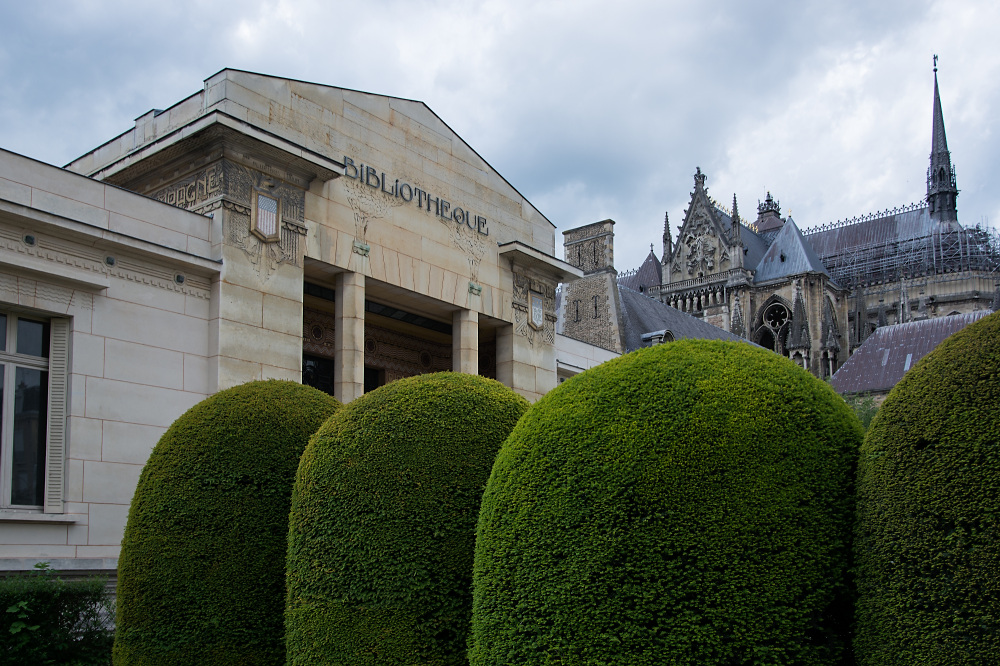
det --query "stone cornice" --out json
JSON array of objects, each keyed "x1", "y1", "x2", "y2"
[{"x1": 0, "y1": 225, "x2": 213, "y2": 300}]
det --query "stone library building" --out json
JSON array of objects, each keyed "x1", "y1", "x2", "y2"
[{"x1": 0, "y1": 69, "x2": 617, "y2": 582}]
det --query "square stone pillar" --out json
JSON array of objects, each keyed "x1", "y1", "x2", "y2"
[
  {"x1": 452, "y1": 309, "x2": 479, "y2": 375},
  {"x1": 496, "y1": 324, "x2": 514, "y2": 387},
  {"x1": 335, "y1": 271, "x2": 365, "y2": 403}
]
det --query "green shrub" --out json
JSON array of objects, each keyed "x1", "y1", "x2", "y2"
[
  {"x1": 285, "y1": 372, "x2": 529, "y2": 665},
  {"x1": 843, "y1": 392, "x2": 879, "y2": 432},
  {"x1": 1, "y1": 562, "x2": 112, "y2": 665},
  {"x1": 855, "y1": 310, "x2": 1000, "y2": 664},
  {"x1": 113, "y1": 380, "x2": 340, "y2": 665},
  {"x1": 470, "y1": 340, "x2": 861, "y2": 665}
]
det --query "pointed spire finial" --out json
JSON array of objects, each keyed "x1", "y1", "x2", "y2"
[
  {"x1": 732, "y1": 193, "x2": 740, "y2": 222},
  {"x1": 927, "y1": 57, "x2": 958, "y2": 224},
  {"x1": 694, "y1": 167, "x2": 707, "y2": 189},
  {"x1": 662, "y1": 211, "x2": 673, "y2": 266}
]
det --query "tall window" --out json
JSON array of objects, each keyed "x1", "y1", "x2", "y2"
[{"x1": 1, "y1": 312, "x2": 52, "y2": 509}]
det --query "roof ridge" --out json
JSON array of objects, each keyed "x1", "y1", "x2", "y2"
[{"x1": 804, "y1": 202, "x2": 927, "y2": 235}]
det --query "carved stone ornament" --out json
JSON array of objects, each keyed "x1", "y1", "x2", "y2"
[
  {"x1": 529, "y1": 291, "x2": 544, "y2": 330},
  {"x1": 512, "y1": 271, "x2": 556, "y2": 345},
  {"x1": 251, "y1": 189, "x2": 281, "y2": 242},
  {"x1": 227, "y1": 165, "x2": 307, "y2": 279},
  {"x1": 0, "y1": 228, "x2": 211, "y2": 301},
  {"x1": 686, "y1": 235, "x2": 716, "y2": 276}
]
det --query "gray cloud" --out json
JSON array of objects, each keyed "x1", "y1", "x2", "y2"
[{"x1": 2, "y1": 0, "x2": 996, "y2": 271}]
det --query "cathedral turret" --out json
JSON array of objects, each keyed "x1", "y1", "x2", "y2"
[
  {"x1": 927, "y1": 55, "x2": 959, "y2": 225},
  {"x1": 754, "y1": 191, "x2": 784, "y2": 232}
]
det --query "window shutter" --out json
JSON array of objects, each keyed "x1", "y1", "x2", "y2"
[{"x1": 43, "y1": 318, "x2": 69, "y2": 514}]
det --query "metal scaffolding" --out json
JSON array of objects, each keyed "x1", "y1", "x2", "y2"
[{"x1": 804, "y1": 221, "x2": 1000, "y2": 291}]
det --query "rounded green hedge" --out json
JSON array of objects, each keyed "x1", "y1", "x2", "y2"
[
  {"x1": 855, "y1": 310, "x2": 1000, "y2": 664},
  {"x1": 113, "y1": 380, "x2": 340, "y2": 665},
  {"x1": 285, "y1": 372, "x2": 529, "y2": 665},
  {"x1": 469, "y1": 340, "x2": 861, "y2": 665}
]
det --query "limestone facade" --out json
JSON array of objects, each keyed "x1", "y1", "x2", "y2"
[
  {"x1": 0, "y1": 69, "x2": 584, "y2": 578},
  {"x1": 0, "y1": 148, "x2": 216, "y2": 573}
]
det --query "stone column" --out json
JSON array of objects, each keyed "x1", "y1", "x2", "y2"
[
  {"x1": 495, "y1": 323, "x2": 514, "y2": 389},
  {"x1": 335, "y1": 271, "x2": 365, "y2": 402},
  {"x1": 452, "y1": 309, "x2": 479, "y2": 375}
]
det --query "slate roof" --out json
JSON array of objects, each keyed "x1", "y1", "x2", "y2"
[
  {"x1": 618, "y1": 285, "x2": 746, "y2": 352},
  {"x1": 617, "y1": 249, "x2": 662, "y2": 294},
  {"x1": 803, "y1": 206, "x2": 936, "y2": 258},
  {"x1": 739, "y1": 223, "x2": 770, "y2": 270},
  {"x1": 830, "y1": 310, "x2": 992, "y2": 394},
  {"x1": 705, "y1": 206, "x2": 769, "y2": 269},
  {"x1": 753, "y1": 218, "x2": 831, "y2": 283}
]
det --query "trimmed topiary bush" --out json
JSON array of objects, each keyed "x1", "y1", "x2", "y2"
[
  {"x1": 470, "y1": 340, "x2": 861, "y2": 665},
  {"x1": 285, "y1": 372, "x2": 529, "y2": 665},
  {"x1": 113, "y1": 379, "x2": 340, "y2": 665},
  {"x1": 855, "y1": 310, "x2": 1000, "y2": 665}
]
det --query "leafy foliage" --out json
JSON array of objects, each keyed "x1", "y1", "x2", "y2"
[
  {"x1": 843, "y1": 392, "x2": 879, "y2": 431},
  {"x1": 113, "y1": 380, "x2": 340, "y2": 665},
  {"x1": 285, "y1": 372, "x2": 529, "y2": 665},
  {"x1": 470, "y1": 340, "x2": 861, "y2": 665},
  {"x1": 1, "y1": 562, "x2": 112, "y2": 666},
  {"x1": 855, "y1": 310, "x2": 1000, "y2": 664}
]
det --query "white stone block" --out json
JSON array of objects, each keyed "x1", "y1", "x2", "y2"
[
  {"x1": 67, "y1": 416, "x2": 103, "y2": 461},
  {"x1": 81, "y1": 461, "x2": 142, "y2": 505},
  {"x1": 101, "y1": 421, "x2": 167, "y2": 465},
  {"x1": 30, "y1": 189, "x2": 109, "y2": 229},
  {"x1": 92, "y1": 297, "x2": 208, "y2": 355},
  {"x1": 87, "y1": 503, "x2": 131, "y2": 546},
  {"x1": 0, "y1": 545, "x2": 76, "y2": 558},
  {"x1": 0, "y1": 523, "x2": 69, "y2": 545},
  {"x1": 83, "y1": 377, "x2": 201, "y2": 428},
  {"x1": 66, "y1": 458, "x2": 85, "y2": 502},
  {"x1": 74, "y1": 545, "x2": 122, "y2": 558},
  {"x1": 104, "y1": 338, "x2": 184, "y2": 390},
  {"x1": 71, "y1": 332, "x2": 105, "y2": 378},
  {"x1": 0, "y1": 176, "x2": 31, "y2": 206},
  {"x1": 183, "y1": 353, "x2": 210, "y2": 394},
  {"x1": 67, "y1": 524, "x2": 89, "y2": 546},
  {"x1": 108, "y1": 212, "x2": 189, "y2": 254}
]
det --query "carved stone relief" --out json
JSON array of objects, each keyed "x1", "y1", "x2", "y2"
[
  {"x1": 512, "y1": 271, "x2": 556, "y2": 345},
  {"x1": 150, "y1": 164, "x2": 223, "y2": 210},
  {"x1": 685, "y1": 235, "x2": 716, "y2": 276},
  {"x1": 344, "y1": 172, "x2": 404, "y2": 245},
  {"x1": 224, "y1": 163, "x2": 307, "y2": 279},
  {"x1": 151, "y1": 160, "x2": 307, "y2": 280}
]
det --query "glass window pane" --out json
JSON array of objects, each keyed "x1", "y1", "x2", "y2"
[
  {"x1": 16, "y1": 319, "x2": 49, "y2": 358},
  {"x1": 0, "y1": 314, "x2": 6, "y2": 351},
  {"x1": 12, "y1": 367, "x2": 48, "y2": 506}
]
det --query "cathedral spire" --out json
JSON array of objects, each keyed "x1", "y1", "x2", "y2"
[
  {"x1": 662, "y1": 211, "x2": 672, "y2": 264},
  {"x1": 927, "y1": 55, "x2": 958, "y2": 224},
  {"x1": 731, "y1": 194, "x2": 743, "y2": 269}
]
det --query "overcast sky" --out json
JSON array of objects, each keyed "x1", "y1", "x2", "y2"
[{"x1": 1, "y1": 0, "x2": 997, "y2": 271}]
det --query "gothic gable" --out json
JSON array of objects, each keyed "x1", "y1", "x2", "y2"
[{"x1": 668, "y1": 170, "x2": 735, "y2": 281}]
